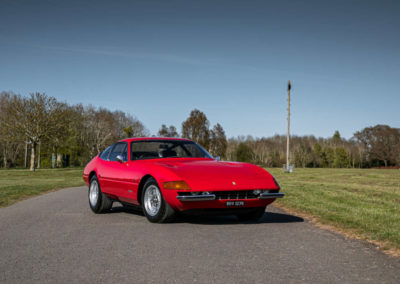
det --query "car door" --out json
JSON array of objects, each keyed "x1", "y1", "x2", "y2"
[
  {"x1": 95, "y1": 145, "x2": 114, "y2": 194},
  {"x1": 101, "y1": 142, "x2": 136, "y2": 201}
]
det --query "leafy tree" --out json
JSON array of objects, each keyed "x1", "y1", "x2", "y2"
[
  {"x1": 158, "y1": 124, "x2": 179, "y2": 137},
  {"x1": 334, "y1": 147, "x2": 350, "y2": 168},
  {"x1": 324, "y1": 147, "x2": 335, "y2": 167},
  {"x1": 123, "y1": 126, "x2": 134, "y2": 138},
  {"x1": 181, "y1": 109, "x2": 210, "y2": 149},
  {"x1": 235, "y1": 143, "x2": 253, "y2": 163},
  {"x1": 209, "y1": 123, "x2": 227, "y2": 158},
  {"x1": 354, "y1": 125, "x2": 400, "y2": 167},
  {"x1": 312, "y1": 143, "x2": 323, "y2": 167},
  {"x1": 332, "y1": 130, "x2": 342, "y2": 145}
]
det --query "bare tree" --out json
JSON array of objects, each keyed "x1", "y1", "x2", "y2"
[
  {"x1": 0, "y1": 92, "x2": 23, "y2": 168},
  {"x1": 114, "y1": 111, "x2": 148, "y2": 138},
  {"x1": 3, "y1": 93, "x2": 70, "y2": 171},
  {"x1": 79, "y1": 106, "x2": 116, "y2": 159},
  {"x1": 77, "y1": 106, "x2": 149, "y2": 160}
]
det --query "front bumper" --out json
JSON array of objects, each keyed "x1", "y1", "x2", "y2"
[
  {"x1": 259, "y1": 192, "x2": 285, "y2": 199},
  {"x1": 176, "y1": 194, "x2": 216, "y2": 201},
  {"x1": 176, "y1": 192, "x2": 284, "y2": 202}
]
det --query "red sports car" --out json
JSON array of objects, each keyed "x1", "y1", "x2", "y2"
[{"x1": 83, "y1": 137, "x2": 284, "y2": 223}]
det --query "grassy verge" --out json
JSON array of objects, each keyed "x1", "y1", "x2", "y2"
[
  {"x1": 269, "y1": 168, "x2": 400, "y2": 252},
  {"x1": 0, "y1": 168, "x2": 85, "y2": 207}
]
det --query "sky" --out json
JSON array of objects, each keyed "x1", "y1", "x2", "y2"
[{"x1": 0, "y1": 0, "x2": 399, "y2": 139}]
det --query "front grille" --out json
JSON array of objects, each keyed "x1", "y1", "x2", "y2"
[
  {"x1": 178, "y1": 190, "x2": 279, "y2": 200},
  {"x1": 215, "y1": 189, "x2": 279, "y2": 200},
  {"x1": 214, "y1": 190, "x2": 258, "y2": 200}
]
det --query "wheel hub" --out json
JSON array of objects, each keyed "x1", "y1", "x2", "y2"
[{"x1": 144, "y1": 185, "x2": 161, "y2": 216}]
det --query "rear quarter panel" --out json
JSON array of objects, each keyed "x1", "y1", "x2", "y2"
[{"x1": 83, "y1": 157, "x2": 98, "y2": 186}]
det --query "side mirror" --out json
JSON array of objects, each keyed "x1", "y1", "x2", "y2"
[
  {"x1": 215, "y1": 156, "x2": 220, "y2": 161},
  {"x1": 116, "y1": 155, "x2": 124, "y2": 163}
]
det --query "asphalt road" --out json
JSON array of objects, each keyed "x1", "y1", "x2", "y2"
[{"x1": 1, "y1": 186, "x2": 399, "y2": 283}]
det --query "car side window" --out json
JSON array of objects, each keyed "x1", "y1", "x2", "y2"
[
  {"x1": 109, "y1": 143, "x2": 128, "y2": 162},
  {"x1": 99, "y1": 145, "x2": 112, "y2": 160}
]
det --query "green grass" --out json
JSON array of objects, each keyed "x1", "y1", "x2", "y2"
[
  {"x1": 0, "y1": 168, "x2": 85, "y2": 207},
  {"x1": 269, "y1": 168, "x2": 400, "y2": 250}
]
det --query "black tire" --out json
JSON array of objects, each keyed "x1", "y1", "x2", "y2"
[
  {"x1": 88, "y1": 175, "x2": 113, "y2": 214},
  {"x1": 141, "y1": 178, "x2": 175, "y2": 223},
  {"x1": 236, "y1": 207, "x2": 266, "y2": 222}
]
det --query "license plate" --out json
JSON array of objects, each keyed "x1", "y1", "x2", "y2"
[{"x1": 226, "y1": 201, "x2": 245, "y2": 207}]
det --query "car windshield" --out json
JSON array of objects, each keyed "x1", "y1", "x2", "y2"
[{"x1": 131, "y1": 140, "x2": 212, "y2": 160}]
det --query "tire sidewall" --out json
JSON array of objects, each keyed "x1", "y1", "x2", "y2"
[{"x1": 89, "y1": 175, "x2": 102, "y2": 213}]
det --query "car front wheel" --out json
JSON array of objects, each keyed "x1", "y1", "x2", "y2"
[
  {"x1": 142, "y1": 178, "x2": 175, "y2": 223},
  {"x1": 88, "y1": 175, "x2": 112, "y2": 213}
]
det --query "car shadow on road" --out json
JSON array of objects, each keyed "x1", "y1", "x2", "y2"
[
  {"x1": 109, "y1": 204, "x2": 304, "y2": 225},
  {"x1": 183, "y1": 212, "x2": 304, "y2": 225},
  {"x1": 109, "y1": 205, "x2": 144, "y2": 216}
]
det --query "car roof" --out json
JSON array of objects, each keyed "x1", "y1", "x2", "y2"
[{"x1": 119, "y1": 137, "x2": 193, "y2": 143}]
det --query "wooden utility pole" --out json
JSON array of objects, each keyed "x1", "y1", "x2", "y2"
[{"x1": 286, "y1": 80, "x2": 291, "y2": 172}]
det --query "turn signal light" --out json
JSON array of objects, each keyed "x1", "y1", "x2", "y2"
[{"x1": 163, "y1": 181, "x2": 191, "y2": 190}]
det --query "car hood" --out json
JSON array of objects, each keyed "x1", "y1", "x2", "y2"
[{"x1": 155, "y1": 158, "x2": 278, "y2": 191}]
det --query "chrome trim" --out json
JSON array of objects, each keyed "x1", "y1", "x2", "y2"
[
  {"x1": 177, "y1": 194, "x2": 216, "y2": 201},
  {"x1": 259, "y1": 192, "x2": 285, "y2": 199}
]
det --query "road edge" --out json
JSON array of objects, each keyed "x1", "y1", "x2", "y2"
[{"x1": 273, "y1": 202, "x2": 400, "y2": 258}]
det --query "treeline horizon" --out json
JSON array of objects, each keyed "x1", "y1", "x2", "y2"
[
  {"x1": 226, "y1": 128, "x2": 399, "y2": 168},
  {"x1": 0, "y1": 91, "x2": 399, "y2": 169}
]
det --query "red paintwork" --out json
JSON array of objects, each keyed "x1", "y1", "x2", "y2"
[{"x1": 83, "y1": 137, "x2": 281, "y2": 212}]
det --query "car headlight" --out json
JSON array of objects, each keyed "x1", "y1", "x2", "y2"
[
  {"x1": 253, "y1": 189, "x2": 262, "y2": 195},
  {"x1": 163, "y1": 181, "x2": 191, "y2": 190}
]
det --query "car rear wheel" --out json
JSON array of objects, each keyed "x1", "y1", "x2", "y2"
[
  {"x1": 236, "y1": 206, "x2": 266, "y2": 222},
  {"x1": 89, "y1": 175, "x2": 113, "y2": 213},
  {"x1": 142, "y1": 178, "x2": 175, "y2": 223}
]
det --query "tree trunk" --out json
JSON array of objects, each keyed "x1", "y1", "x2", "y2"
[
  {"x1": 24, "y1": 142, "x2": 28, "y2": 168},
  {"x1": 3, "y1": 148, "x2": 7, "y2": 168},
  {"x1": 37, "y1": 142, "x2": 41, "y2": 169},
  {"x1": 56, "y1": 153, "x2": 63, "y2": 168},
  {"x1": 384, "y1": 160, "x2": 388, "y2": 167},
  {"x1": 30, "y1": 142, "x2": 36, "y2": 172}
]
